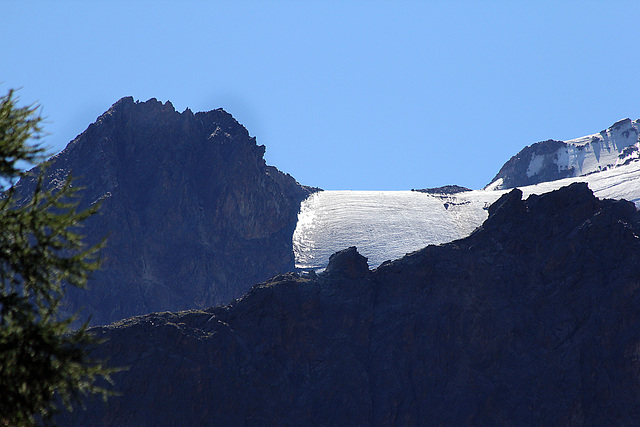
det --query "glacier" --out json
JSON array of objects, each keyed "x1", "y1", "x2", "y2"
[{"x1": 294, "y1": 160, "x2": 640, "y2": 270}]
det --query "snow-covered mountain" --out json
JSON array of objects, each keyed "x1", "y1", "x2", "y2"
[
  {"x1": 294, "y1": 158, "x2": 640, "y2": 270},
  {"x1": 486, "y1": 118, "x2": 640, "y2": 190}
]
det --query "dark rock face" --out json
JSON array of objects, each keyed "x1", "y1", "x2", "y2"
[
  {"x1": 60, "y1": 182, "x2": 640, "y2": 425},
  {"x1": 486, "y1": 139, "x2": 573, "y2": 189},
  {"x1": 324, "y1": 246, "x2": 369, "y2": 279},
  {"x1": 14, "y1": 97, "x2": 315, "y2": 325},
  {"x1": 411, "y1": 184, "x2": 472, "y2": 194}
]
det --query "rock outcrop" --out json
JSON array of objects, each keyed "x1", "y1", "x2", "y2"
[
  {"x1": 14, "y1": 97, "x2": 315, "y2": 325},
  {"x1": 411, "y1": 184, "x2": 471, "y2": 194},
  {"x1": 61, "y1": 183, "x2": 640, "y2": 425},
  {"x1": 486, "y1": 118, "x2": 640, "y2": 190},
  {"x1": 324, "y1": 246, "x2": 370, "y2": 279}
]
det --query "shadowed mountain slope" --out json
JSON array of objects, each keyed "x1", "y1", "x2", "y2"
[
  {"x1": 14, "y1": 97, "x2": 315, "y2": 325},
  {"x1": 62, "y1": 183, "x2": 640, "y2": 425}
]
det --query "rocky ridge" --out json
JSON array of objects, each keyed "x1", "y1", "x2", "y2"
[
  {"x1": 411, "y1": 184, "x2": 471, "y2": 194},
  {"x1": 486, "y1": 118, "x2": 640, "y2": 190},
  {"x1": 14, "y1": 97, "x2": 315, "y2": 325},
  {"x1": 61, "y1": 183, "x2": 640, "y2": 425}
]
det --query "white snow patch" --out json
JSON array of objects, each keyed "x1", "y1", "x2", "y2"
[
  {"x1": 526, "y1": 154, "x2": 546, "y2": 177},
  {"x1": 554, "y1": 146, "x2": 570, "y2": 170},
  {"x1": 484, "y1": 177, "x2": 503, "y2": 192}
]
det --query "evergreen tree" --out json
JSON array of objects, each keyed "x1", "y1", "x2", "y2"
[{"x1": 0, "y1": 89, "x2": 112, "y2": 425}]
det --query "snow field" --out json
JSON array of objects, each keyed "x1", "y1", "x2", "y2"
[{"x1": 294, "y1": 161, "x2": 640, "y2": 270}]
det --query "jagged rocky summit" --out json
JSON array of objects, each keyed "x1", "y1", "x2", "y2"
[
  {"x1": 61, "y1": 183, "x2": 640, "y2": 425},
  {"x1": 486, "y1": 118, "x2": 640, "y2": 190},
  {"x1": 14, "y1": 97, "x2": 316, "y2": 325}
]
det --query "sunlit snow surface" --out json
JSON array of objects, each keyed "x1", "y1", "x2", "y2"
[
  {"x1": 293, "y1": 161, "x2": 640, "y2": 270},
  {"x1": 294, "y1": 190, "x2": 489, "y2": 269}
]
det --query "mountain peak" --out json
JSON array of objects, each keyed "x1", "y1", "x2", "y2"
[
  {"x1": 486, "y1": 118, "x2": 640, "y2": 190},
  {"x1": 609, "y1": 117, "x2": 632, "y2": 131},
  {"x1": 99, "y1": 97, "x2": 240, "y2": 131},
  {"x1": 14, "y1": 97, "x2": 315, "y2": 325},
  {"x1": 103, "y1": 96, "x2": 176, "y2": 117}
]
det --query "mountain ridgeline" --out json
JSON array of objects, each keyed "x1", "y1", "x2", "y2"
[
  {"x1": 14, "y1": 97, "x2": 316, "y2": 325},
  {"x1": 15, "y1": 100, "x2": 639, "y2": 424},
  {"x1": 487, "y1": 118, "x2": 640, "y2": 190},
  {"x1": 60, "y1": 183, "x2": 640, "y2": 425}
]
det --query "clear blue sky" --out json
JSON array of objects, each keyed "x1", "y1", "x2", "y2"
[{"x1": 3, "y1": 1, "x2": 639, "y2": 190}]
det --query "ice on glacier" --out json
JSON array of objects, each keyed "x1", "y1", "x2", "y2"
[{"x1": 294, "y1": 161, "x2": 640, "y2": 270}]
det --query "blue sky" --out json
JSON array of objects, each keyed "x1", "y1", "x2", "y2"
[{"x1": 3, "y1": 1, "x2": 639, "y2": 190}]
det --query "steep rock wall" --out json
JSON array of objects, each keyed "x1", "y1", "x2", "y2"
[{"x1": 15, "y1": 97, "x2": 315, "y2": 325}]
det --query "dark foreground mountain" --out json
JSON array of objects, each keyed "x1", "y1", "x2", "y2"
[
  {"x1": 486, "y1": 118, "x2": 640, "y2": 190},
  {"x1": 14, "y1": 97, "x2": 315, "y2": 325},
  {"x1": 61, "y1": 183, "x2": 640, "y2": 425}
]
